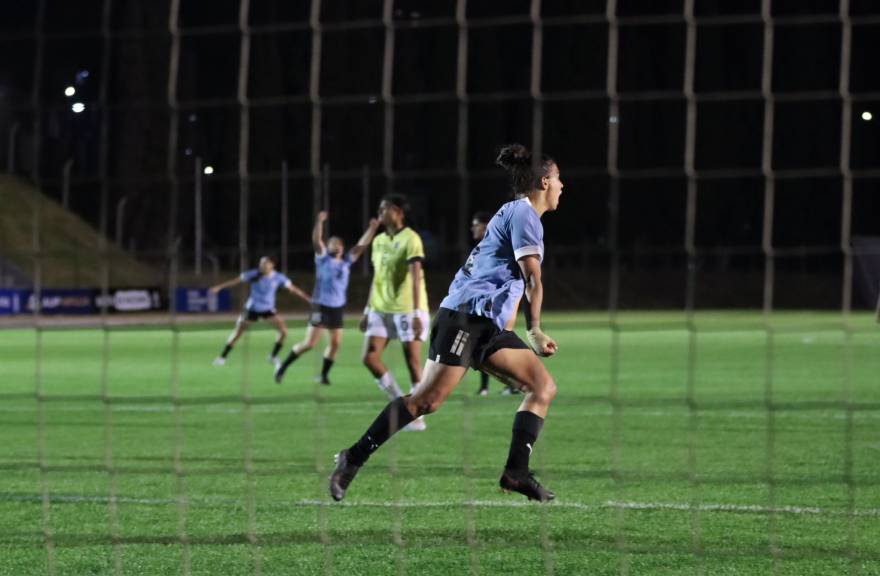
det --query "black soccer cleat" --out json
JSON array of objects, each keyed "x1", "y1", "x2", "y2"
[
  {"x1": 499, "y1": 469, "x2": 555, "y2": 502},
  {"x1": 274, "y1": 365, "x2": 286, "y2": 385},
  {"x1": 329, "y1": 449, "x2": 360, "y2": 501}
]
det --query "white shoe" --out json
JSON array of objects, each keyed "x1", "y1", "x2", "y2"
[
  {"x1": 402, "y1": 416, "x2": 427, "y2": 432},
  {"x1": 500, "y1": 387, "x2": 521, "y2": 396},
  {"x1": 478, "y1": 389, "x2": 489, "y2": 397},
  {"x1": 212, "y1": 357, "x2": 226, "y2": 367}
]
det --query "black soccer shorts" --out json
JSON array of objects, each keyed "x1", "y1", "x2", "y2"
[
  {"x1": 240, "y1": 308, "x2": 277, "y2": 322},
  {"x1": 309, "y1": 303, "x2": 345, "y2": 329},
  {"x1": 428, "y1": 308, "x2": 529, "y2": 370}
]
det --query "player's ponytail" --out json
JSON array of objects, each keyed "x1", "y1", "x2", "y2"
[
  {"x1": 495, "y1": 143, "x2": 555, "y2": 198},
  {"x1": 495, "y1": 143, "x2": 531, "y2": 171}
]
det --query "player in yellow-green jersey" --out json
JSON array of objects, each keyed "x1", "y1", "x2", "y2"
[{"x1": 359, "y1": 194, "x2": 430, "y2": 430}]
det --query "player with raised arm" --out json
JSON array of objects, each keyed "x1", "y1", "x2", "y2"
[
  {"x1": 274, "y1": 211, "x2": 380, "y2": 385},
  {"x1": 210, "y1": 256, "x2": 311, "y2": 368},
  {"x1": 359, "y1": 194, "x2": 430, "y2": 431},
  {"x1": 330, "y1": 143, "x2": 563, "y2": 502}
]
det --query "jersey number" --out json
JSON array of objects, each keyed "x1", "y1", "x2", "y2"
[{"x1": 462, "y1": 246, "x2": 480, "y2": 275}]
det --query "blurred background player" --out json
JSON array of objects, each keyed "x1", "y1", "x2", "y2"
[
  {"x1": 274, "y1": 211, "x2": 380, "y2": 385},
  {"x1": 330, "y1": 143, "x2": 563, "y2": 502},
  {"x1": 209, "y1": 256, "x2": 311, "y2": 368},
  {"x1": 471, "y1": 212, "x2": 521, "y2": 397},
  {"x1": 360, "y1": 194, "x2": 430, "y2": 431}
]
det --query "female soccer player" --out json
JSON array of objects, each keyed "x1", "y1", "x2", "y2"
[
  {"x1": 360, "y1": 193, "x2": 430, "y2": 430},
  {"x1": 209, "y1": 256, "x2": 311, "y2": 368},
  {"x1": 330, "y1": 143, "x2": 563, "y2": 502},
  {"x1": 274, "y1": 211, "x2": 380, "y2": 385}
]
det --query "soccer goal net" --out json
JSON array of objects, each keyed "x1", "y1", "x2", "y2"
[{"x1": 1, "y1": 1, "x2": 879, "y2": 575}]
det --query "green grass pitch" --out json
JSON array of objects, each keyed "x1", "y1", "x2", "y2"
[{"x1": 1, "y1": 311, "x2": 879, "y2": 575}]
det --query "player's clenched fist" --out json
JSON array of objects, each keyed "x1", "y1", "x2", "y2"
[{"x1": 526, "y1": 327, "x2": 557, "y2": 357}]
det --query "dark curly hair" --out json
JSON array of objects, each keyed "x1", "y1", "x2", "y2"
[
  {"x1": 381, "y1": 193, "x2": 410, "y2": 214},
  {"x1": 495, "y1": 143, "x2": 556, "y2": 198}
]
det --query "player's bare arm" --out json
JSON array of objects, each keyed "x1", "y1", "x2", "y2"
[
  {"x1": 409, "y1": 259, "x2": 423, "y2": 338},
  {"x1": 286, "y1": 281, "x2": 312, "y2": 305},
  {"x1": 313, "y1": 211, "x2": 328, "y2": 255},
  {"x1": 209, "y1": 276, "x2": 242, "y2": 294},
  {"x1": 349, "y1": 218, "x2": 380, "y2": 263},
  {"x1": 518, "y1": 255, "x2": 557, "y2": 357}
]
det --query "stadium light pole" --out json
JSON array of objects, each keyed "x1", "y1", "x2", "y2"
[
  {"x1": 237, "y1": 0, "x2": 252, "y2": 274},
  {"x1": 308, "y1": 0, "x2": 323, "y2": 232},
  {"x1": 7, "y1": 122, "x2": 19, "y2": 173},
  {"x1": 195, "y1": 156, "x2": 203, "y2": 276},
  {"x1": 115, "y1": 196, "x2": 127, "y2": 248},
  {"x1": 455, "y1": 0, "x2": 470, "y2": 265},
  {"x1": 61, "y1": 158, "x2": 73, "y2": 210},
  {"x1": 207, "y1": 252, "x2": 220, "y2": 283},
  {"x1": 281, "y1": 160, "x2": 288, "y2": 272},
  {"x1": 322, "y1": 163, "x2": 330, "y2": 236},
  {"x1": 314, "y1": 163, "x2": 326, "y2": 221},
  {"x1": 362, "y1": 164, "x2": 370, "y2": 276}
]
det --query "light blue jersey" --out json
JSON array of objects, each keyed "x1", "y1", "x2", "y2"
[
  {"x1": 240, "y1": 269, "x2": 291, "y2": 312},
  {"x1": 313, "y1": 253, "x2": 352, "y2": 308},
  {"x1": 440, "y1": 197, "x2": 544, "y2": 330}
]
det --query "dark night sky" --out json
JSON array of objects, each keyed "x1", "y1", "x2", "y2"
[{"x1": 1, "y1": 0, "x2": 879, "y2": 271}]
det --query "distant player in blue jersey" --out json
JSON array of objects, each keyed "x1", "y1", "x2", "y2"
[
  {"x1": 330, "y1": 143, "x2": 564, "y2": 503},
  {"x1": 470, "y1": 211, "x2": 521, "y2": 398},
  {"x1": 274, "y1": 211, "x2": 380, "y2": 385},
  {"x1": 209, "y1": 256, "x2": 311, "y2": 368}
]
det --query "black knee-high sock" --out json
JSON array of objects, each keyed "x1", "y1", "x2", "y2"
[
  {"x1": 505, "y1": 411, "x2": 544, "y2": 471},
  {"x1": 220, "y1": 344, "x2": 233, "y2": 358},
  {"x1": 321, "y1": 357, "x2": 334, "y2": 379},
  {"x1": 347, "y1": 397, "x2": 415, "y2": 467},
  {"x1": 480, "y1": 372, "x2": 489, "y2": 391},
  {"x1": 279, "y1": 349, "x2": 299, "y2": 372},
  {"x1": 271, "y1": 341, "x2": 283, "y2": 359}
]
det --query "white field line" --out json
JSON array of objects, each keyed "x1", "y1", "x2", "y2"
[
  {"x1": 297, "y1": 499, "x2": 880, "y2": 518},
  {"x1": 1, "y1": 402, "x2": 878, "y2": 420},
  {"x1": 1, "y1": 492, "x2": 878, "y2": 517}
]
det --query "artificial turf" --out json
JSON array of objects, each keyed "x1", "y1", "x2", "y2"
[{"x1": 1, "y1": 311, "x2": 878, "y2": 575}]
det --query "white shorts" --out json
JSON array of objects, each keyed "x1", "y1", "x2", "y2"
[{"x1": 365, "y1": 310, "x2": 430, "y2": 342}]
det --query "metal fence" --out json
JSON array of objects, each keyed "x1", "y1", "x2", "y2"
[{"x1": 2, "y1": 1, "x2": 879, "y2": 306}]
